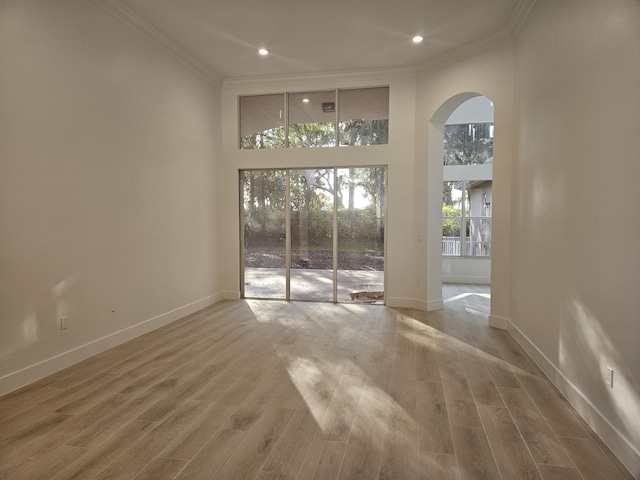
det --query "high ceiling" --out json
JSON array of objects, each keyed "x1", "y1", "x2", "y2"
[{"x1": 100, "y1": 0, "x2": 532, "y2": 81}]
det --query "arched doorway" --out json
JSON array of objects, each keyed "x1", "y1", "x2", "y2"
[{"x1": 426, "y1": 93, "x2": 493, "y2": 318}]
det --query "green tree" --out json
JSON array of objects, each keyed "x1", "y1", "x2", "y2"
[
  {"x1": 442, "y1": 204, "x2": 461, "y2": 237},
  {"x1": 444, "y1": 123, "x2": 493, "y2": 165}
]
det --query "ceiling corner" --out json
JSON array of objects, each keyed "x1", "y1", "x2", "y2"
[
  {"x1": 507, "y1": 0, "x2": 538, "y2": 38},
  {"x1": 416, "y1": 30, "x2": 514, "y2": 75},
  {"x1": 90, "y1": 0, "x2": 223, "y2": 87}
]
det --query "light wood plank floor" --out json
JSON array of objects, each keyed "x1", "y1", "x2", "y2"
[{"x1": 0, "y1": 285, "x2": 634, "y2": 480}]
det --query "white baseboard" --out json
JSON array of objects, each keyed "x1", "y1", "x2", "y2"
[
  {"x1": 489, "y1": 314, "x2": 509, "y2": 330},
  {"x1": 508, "y1": 320, "x2": 640, "y2": 478},
  {"x1": 0, "y1": 292, "x2": 223, "y2": 397},
  {"x1": 385, "y1": 298, "x2": 442, "y2": 312},
  {"x1": 224, "y1": 290, "x2": 241, "y2": 300},
  {"x1": 426, "y1": 298, "x2": 444, "y2": 311},
  {"x1": 412, "y1": 299, "x2": 428, "y2": 311},
  {"x1": 385, "y1": 297, "x2": 415, "y2": 308}
]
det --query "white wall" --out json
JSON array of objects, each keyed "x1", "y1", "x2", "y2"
[
  {"x1": 0, "y1": 1, "x2": 222, "y2": 394},
  {"x1": 220, "y1": 71, "x2": 418, "y2": 307},
  {"x1": 511, "y1": 0, "x2": 640, "y2": 474},
  {"x1": 442, "y1": 258, "x2": 491, "y2": 284},
  {"x1": 413, "y1": 42, "x2": 515, "y2": 319}
]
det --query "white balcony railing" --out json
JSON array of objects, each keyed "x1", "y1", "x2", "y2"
[{"x1": 442, "y1": 237, "x2": 490, "y2": 256}]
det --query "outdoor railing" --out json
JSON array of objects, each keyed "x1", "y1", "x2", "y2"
[{"x1": 442, "y1": 237, "x2": 490, "y2": 256}]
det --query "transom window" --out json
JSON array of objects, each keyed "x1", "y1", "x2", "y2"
[{"x1": 240, "y1": 87, "x2": 389, "y2": 149}]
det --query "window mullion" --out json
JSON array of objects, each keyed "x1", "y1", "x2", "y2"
[
  {"x1": 461, "y1": 181, "x2": 467, "y2": 257},
  {"x1": 284, "y1": 93, "x2": 289, "y2": 149},
  {"x1": 285, "y1": 169, "x2": 291, "y2": 299}
]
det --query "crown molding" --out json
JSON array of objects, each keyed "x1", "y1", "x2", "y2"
[
  {"x1": 91, "y1": 0, "x2": 223, "y2": 87},
  {"x1": 416, "y1": 30, "x2": 514, "y2": 75},
  {"x1": 507, "y1": 0, "x2": 538, "y2": 38}
]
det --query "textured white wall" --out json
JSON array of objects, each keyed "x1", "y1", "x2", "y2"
[
  {"x1": 512, "y1": 0, "x2": 640, "y2": 474},
  {"x1": 0, "y1": 1, "x2": 222, "y2": 393}
]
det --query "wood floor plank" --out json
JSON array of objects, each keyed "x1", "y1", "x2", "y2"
[
  {"x1": 2, "y1": 444, "x2": 86, "y2": 480},
  {"x1": 213, "y1": 406, "x2": 295, "y2": 480},
  {"x1": 261, "y1": 406, "x2": 321, "y2": 477},
  {"x1": 441, "y1": 378, "x2": 482, "y2": 428},
  {"x1": 499, "y1": 386, "x2": 574, "y2": 467},
  {"x1": 337, "y1": 414, "x2": 385, "y2": 480},
  {"x1": 451, "y1": 425, "x2": 501, "y2": 480},
  {"x1": 516, "y1": 373, "x2": 589, "y2": 438},
  {"x1": 91, "y1": 414, "x2": 195, "y2": 480},
  {"x1": 477, "y1": 405, "x2": 542, "y2": 479},
  {"x1": 469, "y1": 383, "x2": 505, "y2": 408},
  {"x1": 0, "y1": 412, "x2": 70, "y2": 457},
  {"x1": 559, "y1": 436, "x2": 628, "y2": 480},
  {"x1": 416, "y1": 381, "x2": 454, "y2": 455},
  {"x1": 419, "y1": 453, "x2": 460, "y2": 480},
  {"x1": 132, "y1": 457, "x2": 188, "y2": 480},
  {"x1": 379, "y1": 408, "x2": 420, "y2": 480},
  {"x1": 295, "y1": 437, "x2": 345, "y2": 480},
  {"x1": 160, "y1": 381, "x2": 258, "y2": 460},
  {"x1": 51, "y1": 420, "x2": 156, "y2": 480},
  {"x1": 174, "y1": 428, "x2": 247, "y2": 479},
  {"x1": 412, "y1": 315, "x2": 438, "y2": 360},
  {"x1": 0, "y1": 385, "x2": 62, "y2": 423},
  {"x1": 318, "y1": 374, "x2": 364, "y2": 442},
  {"x1": 1, "y1": 289, "x2": 633, "y2": 480},
  {"x1": 537, "y1": 464, "x2": 584, "y2": 480},
  {"x1": 0, "y1": 395, "x2": 125, "y2": 478},
  {"x1": 64, "y1": 376, "x2": 180, "y2": 449},
  {"x1": 482, "y1": 352, "x2": 521, "y2": 389}
]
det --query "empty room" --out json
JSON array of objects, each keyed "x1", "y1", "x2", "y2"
[{"x1": 1, "y1": 0, "x2": 639, "y2": 479}]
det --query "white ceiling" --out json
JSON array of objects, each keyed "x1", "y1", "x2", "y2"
[{"x1": 101, "y1": 0, "x2": 531, "y2": 81}]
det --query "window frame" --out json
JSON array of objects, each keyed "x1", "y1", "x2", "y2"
[{"x1": 239, "y1": 87, "x2": 389, "y2": 150}]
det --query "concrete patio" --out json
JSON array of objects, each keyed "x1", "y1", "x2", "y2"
[{"x1": 243, "y1": 267, "x2": 385, "y2": 303}]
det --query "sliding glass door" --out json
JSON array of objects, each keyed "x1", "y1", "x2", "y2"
[
  {"x1": 336, "y1": 167, "x2": 385, "y2": 302},
  {"x1": 241, "y1": 170, "x2": 287, "y2": 299},
  {"x1": 241, "y1": 167, "x2": 386, "y2": 303}
]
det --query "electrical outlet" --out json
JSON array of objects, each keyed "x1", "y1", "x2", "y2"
[
  {"x1": 59, "y1": 316, "x2": 68, "y2": 330},
  {"x1": 416, "y1": 278, "x2": 421, "y2": 286},
  {"x1": 606, "y1": 367, "x2": 614, "y2": 388}
]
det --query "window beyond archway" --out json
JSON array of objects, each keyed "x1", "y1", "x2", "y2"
[{"x1": 442, "y1": 96, "x2": 493, "y2": 260}]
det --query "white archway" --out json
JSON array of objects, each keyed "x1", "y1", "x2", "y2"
[{"x1": 426, "y1": 92, "x2": 487, "y2": 309}]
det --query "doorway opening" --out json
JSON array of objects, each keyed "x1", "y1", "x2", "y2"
[
  {"x1": 442, "y1": 96, "x2": 493, "y2": 304},
  {"x1": 426, "y1": 94, "x2": 493, "y2": 311},
  {"x1": 241, "y1": 167, "x2": 386, "y2": 303}
]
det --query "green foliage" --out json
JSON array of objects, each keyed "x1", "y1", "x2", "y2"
[
  {"x1": 243, "y1": 167, "x2": 385, "y2": 251},
  {"x1": 288, "y1": 123, "x2": 336, "y2": 148},
  {"x1": 339, "y1": 119, "x2": 389, "y2": 146},
  {"x1": 241, "y1": 120, "x2": 389, "y2": 149},
  {"x1": 444, "y1": 123, "x2": 493, "y2": 165},
  {"x1": 442, "y1": 204, "x2": 461, "y2": 237},
  {"x1": 240, "y1": 126, "x2": 285, "y2": 149}
]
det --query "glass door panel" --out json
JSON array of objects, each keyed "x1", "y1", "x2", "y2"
[
  {"x1": 241, "y1": 167, "x2": 385, "y2": 303},
  {"x1": 242, "y1": 170, "x2": 287, "y2": 299},
  {"x1": 289, "y1": 169, "x2": 335, "y2": 301},
  {"x1": 336, "y1": 167, "x2": 385, "y2": 303}
]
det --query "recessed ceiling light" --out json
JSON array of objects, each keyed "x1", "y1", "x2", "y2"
[
  {"x1": 412, "y1": 35, "x2": 424, "y2": 43},
  {"x1": 258, "y1": 48, "x2": 269, "y2": 55},
  {"x1": 302, "y1": 98, "x2": 310, "y2": 103}
]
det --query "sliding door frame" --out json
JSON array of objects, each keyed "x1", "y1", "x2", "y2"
[{"x1": 240, "y1": 166, "x2": 387, "y2": 304}]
